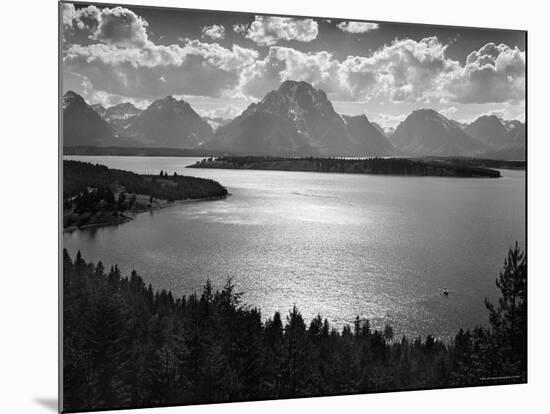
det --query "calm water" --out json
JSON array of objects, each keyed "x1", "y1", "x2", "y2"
[{"x1": 63, "y1": 156, "x2": 525, "y2": 338}]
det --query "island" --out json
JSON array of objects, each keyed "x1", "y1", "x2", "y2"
[
  {"x1": 423, "y1": 157, "x2": 525, "y2": 170},
  {"x1": 63, "y1": 160, "x2": 228, "y2": 230},
  {"x1": 187, "y1": 156, "x2": 501, "y2": 178}
]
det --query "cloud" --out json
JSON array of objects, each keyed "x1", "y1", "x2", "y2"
[
  {"x1": 233, "y1": 23, "x2": 247, "y2": 34},
  {"x1": 62, "y1": 4, "x2": 100, "y2": 31},
  {"x1": 370, "y1": 113, "x2": 407, "y2": 129},
  {"x1": 197, "y1": 105, "x2": 243, "y2": 119},
  {"x1": 237, "y1": 37, "x2": 456, "y2": 102},
  {"x1": 64, "y1": 40, "x2": 258, "y2": 99},
  {"x1": 62, "y1": 3, "x2": 80, "y2": 27},
  {"x1": 444, "y1": 43, "x2": 525, "y2": 103},
  {"x1": 92, "y1": 6, "x2": 149, "y2": 47},
  {"x1": 237, "y1": 46, "x2": 342, "y2": 99},
  {"x1": 440, "y1": 106, "x2": 458, "y2": 117},
  {"x1": 201, "y1": 24, "x2": 225, "y2": 40},
  {"x1": 337, "y1": 21, "x2": 379, "y2": 34},
  {"x1": 340, "y1": 37, "x2": 457, "y2": 102},
  {"x1": 63, "y1": 1, "x2": 259, "y2": 101},
  {"x1": 244, "y1": 16, "x2": 318, "y2": 46},
  {"x1": 235, "y1": 36, "x2": 524, "y2": 107},
  {"x1": 67, "y1": 72, "x2": 151, "y2": 109},
  {"x1": 66, "y1": 40, "x2": 257, "y2": 71},
  {"x1": 62, "y1": 5, "x2": 148, "y2": 47},
  {"x1": 62, "y1": 4, "x2": 524, "y2": 114},
  {"x1": 462, "y1": 101, "x2": 526, "y2": 123},
  {"x1": 86, "y1": 89, "x2": 151, "y2": 109}
]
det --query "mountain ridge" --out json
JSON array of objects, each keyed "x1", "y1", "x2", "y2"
[
  {"x1": 204, "y1": 80, "x2": 394, "y2": 157},
  {"x1": 62, "y1": 87, "x2": 525, "y2": 160},
  {"x1": 123, "y1": 96, "x2": 214, "y2": 148},
  {"x1": 63, "y1": 91, "x2": 113, "y2": 147},
  {"x1": 391, "y1": 109, "x2": 486, "y2": 157}
]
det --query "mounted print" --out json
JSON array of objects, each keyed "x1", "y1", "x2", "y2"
[{"x1": 60, "y1": 1, "x2": 527, "y2": 412}]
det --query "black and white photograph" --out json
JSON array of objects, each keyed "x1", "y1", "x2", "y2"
[{"x1": 60, "y1": 1, "x2": 526, "y2": 412}]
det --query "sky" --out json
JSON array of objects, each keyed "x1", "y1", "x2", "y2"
[{"x1": 61, "y1": 2, "x2": 526, "y2": 128}]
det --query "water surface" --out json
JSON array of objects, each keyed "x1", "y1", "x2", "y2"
[{"x1": 64, "y1": 156, "x2": 525, "y2": 338}]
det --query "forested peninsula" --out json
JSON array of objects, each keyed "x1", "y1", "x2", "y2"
[
  {"x1": 188, "y1": 156, "x2": 501, "y2": 178},
  {"x1": 63, "y1": 245, "x2": 526, "y2": 412},
  {"x1": 63, "y1": 161, "x2": 227, "y2": 230}
]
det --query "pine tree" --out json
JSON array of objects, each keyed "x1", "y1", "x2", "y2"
[{"x1": 484, "y1": 242, "x2": 527, "y2": 375}]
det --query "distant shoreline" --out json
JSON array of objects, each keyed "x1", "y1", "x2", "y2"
[
  {"x1": 63, "y1": 146, "x2": 219, "y2": 158},
  {"x1": 63, "y1": 147, "x2": 525, "y2": 169},
  {"x1": 187, "y1": 156, "x2": 503, "y2": 178}
]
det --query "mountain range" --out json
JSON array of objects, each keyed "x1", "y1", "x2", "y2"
[
  {"x1": 463, "y1": 115, "x2": 526, "y2": 160},
  {"x1": 91, "y1": 102, "x2": 141, "y2": 136},
  {"x1": 62, "y1": 82, "x2": 525, "y2": 160},
  {"x1": 204, "y1": 81, "x2": 393, "y2": 156},
  {"x1": 122, "y1": 96, "x2": 213, "y2": 148},
  {"x1": 63, "y1": 91, "x2": 112, "y2": 147},
  {"x1": 391, "y1": 109, "x2": 486, "y2": 157}
]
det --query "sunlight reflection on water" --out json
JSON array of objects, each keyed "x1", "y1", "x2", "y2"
[{"x1": 64, "y1": 156, "x2": 525, "y2": 339}]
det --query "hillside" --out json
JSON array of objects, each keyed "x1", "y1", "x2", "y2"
[{"x1": 63, "y1": 160, "x2": 227, "y2": 229}]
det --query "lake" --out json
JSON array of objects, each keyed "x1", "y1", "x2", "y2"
[{"x1": 63, "y1": 156, "x2": 525, "y2": 339}]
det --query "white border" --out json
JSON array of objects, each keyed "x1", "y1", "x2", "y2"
[{"x1": 1, "y1": 1, "x2": 548, "y2": 413}]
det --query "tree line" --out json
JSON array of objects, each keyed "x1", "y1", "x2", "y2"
[
  {"x1": 190, "y1": 156, "x2": 500, "y2": 178},
  {"x1": 63, "y1": 245, "x2": 526, "y2": 412},
  {"x1": 64, "y1": 160, "x2": 228, "y2": 202},
  {"x1": 63, "y1": 161, "x2": 228, "y2": 229}
]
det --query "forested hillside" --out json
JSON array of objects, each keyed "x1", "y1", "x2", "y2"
[
  {"x1": 64, "y1": 161, "x2": 227, "y2": 201},
  {"x1": 63, "y1": 161, "x2": 227, "y2": 229},
  {"x1": 62, "y1": 245, "x2": 526, "y2": 412}
]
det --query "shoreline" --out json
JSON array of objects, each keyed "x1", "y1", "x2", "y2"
[
  {"x1": 188, "y1": 164, "x2": 500, "y2": 178},
  {"x1": 63, "y1": 193, "x2": 229, "y2": 233},
  {"x1": 187, "y1": 157, "x2": 502, "y2": 178}
]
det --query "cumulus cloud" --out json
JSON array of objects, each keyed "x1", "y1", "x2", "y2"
[
  {"x1": 235, "y1": 36, "x2": 524, "y2": 106},
  {"x1": 63, "y1": 6, "x2": 258, "y2": 100},
  {"x1": 233, "y1": 23, "x2": 247, "y2": 34},
  {"x1": 237, "y1": 37, "x2": 457, "y2": 102},
  {"x1": 337, "y1": 21, "x2": 379, "y2": 34},
  {"x1": 62, "y1": 4, "x2": 100, "y2": 31},
  {"x1": 237, "y1": 47, "x2": 342, "y2": 99},
  {"x1": 62, "y1": 4, "x2": 524, "y2": 112},
  {"x1": 92, "y1": 6, "x2": 149, "y2": 47},
  {"x1": 201, "y1": 24, "x2": 225, "y2": 40},
  {"x1": 62, "y1": 4, "x2": 148, "y2": 47},
  {"x1": 64, "y1": 39, "x2": 259, "y2": 99},
  {"x1": 66, "y1": 40, "x2": 257, "y2": 71},
  {"x1": 244, "y1": 16, "x2": 319, "y2": 46},
  {"x1": 444, "y1": 43, "x2": 525, "y2": 103},
  {"x1": 340, "y1": 36, "x2": 457, "y2": 102},
  {"x1": 63, "y1": 5, "x2": 257, "y2": 75},
  {"x1": 62, "y1": 3, "x2": 80, "y2": 27}
]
